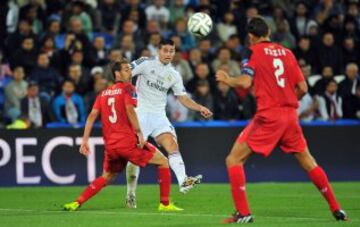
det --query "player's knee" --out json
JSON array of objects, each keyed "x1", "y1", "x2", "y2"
[
  {"x1": 225, "y1": 154, "x2": 237, "y2": 167},
  {"x1": 159, "y1": 156, "x2": 169, "y2": 167}
]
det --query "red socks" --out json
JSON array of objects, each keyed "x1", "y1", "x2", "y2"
[
  {"x1": 158, "y1": 167, "x2": 171, "y2": 206},
  {"x1": 308, "y1": 166, "x2": 340, "y2": 212},
  {"x1": 76, "y1": 176, "x2": 107, "y2": 205},
  {"x1": 228, "y1": 165, "x2": 251, "y2": 215}
]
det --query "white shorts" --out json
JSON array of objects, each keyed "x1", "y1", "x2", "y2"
[{"x1": 136, "y1": 111, "x2": 177, "y2": 140}]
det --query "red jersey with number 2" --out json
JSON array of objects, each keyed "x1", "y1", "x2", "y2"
[
  {"x1": 92, "y1": 82, "x2": 137, "y2": 150},
  {"x1": 242, "y1": 42, "x2": 305, "y2": 112}
]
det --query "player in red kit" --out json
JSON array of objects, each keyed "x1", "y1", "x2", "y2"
[
  {"x1": 63, "y1": 59, "x2": 183, "y2": 212},
  {"x1": 216, "y1": 17, "x2": 348, "y2": 223}
]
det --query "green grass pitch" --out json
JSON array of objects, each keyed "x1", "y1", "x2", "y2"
[{"x1": 0, "y1": 183, "x2": 359, "y2": 226}]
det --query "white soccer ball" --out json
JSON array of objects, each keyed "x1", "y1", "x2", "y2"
[{"x1": 187, "y1": 12, "x2": 213, "y2": 38}]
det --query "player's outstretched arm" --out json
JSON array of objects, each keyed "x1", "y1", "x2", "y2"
[
  {"x1": 215, "y1": 70, "x2": 252, "y2": 89},
  {"x1": 125, "y1": 104, "x2": 145, "y2": 148},
  {"x1": 80, "y1": 109, "x2": 100, "y2": 157},
  {"x1": 177, "y1": 95, "x2": 213, "y2": 118}
]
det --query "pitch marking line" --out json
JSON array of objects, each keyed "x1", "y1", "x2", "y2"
[{"x1": 1, "y1": 208, "x2": 355, "y2": 222}]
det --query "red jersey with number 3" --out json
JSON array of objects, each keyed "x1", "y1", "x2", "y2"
[
  {"x1": 241, "y1": 42, "x2": 305, "y2": 112},
  {"x1": 92, "y1": 82, "x2": 137, "y2": 150}
]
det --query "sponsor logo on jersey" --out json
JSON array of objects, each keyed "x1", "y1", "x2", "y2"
[{"x1": 146, "y1": 80, "x2": 168, "y2": 92}]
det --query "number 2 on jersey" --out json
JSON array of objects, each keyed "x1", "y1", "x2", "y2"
[
  {"x1": 273, "y1": 58, "x2": 285, "y2": 88},
  {"x1": 108, "y1": 97, "x2": 117, "y2": 123}
]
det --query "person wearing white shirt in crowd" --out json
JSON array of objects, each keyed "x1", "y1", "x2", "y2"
[
  {"x1": 317, "y1": 79, "x2": 343, "y2": 121},
  {"x1": 125, "y1": 39, "x2": 213, "y2": 208}
]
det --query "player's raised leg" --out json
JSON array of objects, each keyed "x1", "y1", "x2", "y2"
[
  {"x1": 63, "y1": 171, "x2": 118, "y2": 211},
  {"x1": 146, "y1": 146, "x2": 183, "y2": 212},
  {"x1": 125, "y1": 162, "x2": 140, "y2": 208},
  {"x1": 294, "y1": 148, "x2": 348, "y2": 221},
  {"x1": 156, "y1": 133, "x2": 202, "y2": 194},
  {"x1": 223, "y1": 142, "x2": 254, "y2": 224}
]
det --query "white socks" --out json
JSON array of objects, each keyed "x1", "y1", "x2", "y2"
[
  {"x1": 168, "y1": 151, "x2": 187, "y2": 186},
  {"x1": 126, "y1": 162, "x2": 140, "y2": 197}
]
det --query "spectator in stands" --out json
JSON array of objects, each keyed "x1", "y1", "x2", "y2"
[
  {"x1": 188, "y1": 48, "x2": 203, "y2": 74},
  {"x1": 119, "y1": 34, "x2": 137, "y2": 61},
  {"x1": 40, "y1": 17, "x2": 61, "y2": 43},
  {"x1": 289, "y1": 1, "x2": 314, "y2": 40},
  {"x1": 67, "y1": 17, "x2": 92, "y2": 51},
  {"x1": 312, "y1": 66, "x2": 334, "y2": 95},
  {"x1": 67, "y1": 64, "x2": 91, "y2": 95},
  {"x1": 314, "y1": 0, "x2": 343, "y2": 25},
  {"x1": 88, "y1": 36, "x2": 108, "y2": 66},
  {"x1": 192, "y1": 79, "x2": 213, "y2": 121},
  {"x1": 272, "y1": 19, "x2": 296, "y2": 49},
  {"x1": 103, "y1": 48, "x2": 122, "y2": 82},
  {"x1": 172, "y1": 51, "x2": 193, "y2": 84},
  {"x1": 198, "y1": 39, "x2": 215, "y2": 64},
  {"x1": 53, "y1": 80, "x2": 86, "y2": 124},
  {"x1": 214, "y1": 81, "x2": 239, "y2": 120},
  {"x1": 20, "y1": 81, "x2": 53, "y2": 128},
  {"x1": 186, "y1": 63, "x2": 216, "y2": 94},
  {"x1": 217, "y1": 11, "x2": 237, "y2": 43},
  {"x1": 317, "y1": 32, "x2": 343, "y2": 74},
  {"x1": 29, "y1": 52, "x2": 62, "y2": 98},
  {"x1": 339, "y1": 63, "x2": 360, "y2": 118},
  {"x1": 347, "y1": 2, "x2": 360, "y2": 27},
  {"x1": 342, "y1": 36, "x2": 358, "y2": 66},
  {"x1": 147, "y1": 32, "x2": 162, "y2": 57},
  {"x1": 343, "y1": 16, "x2": 360, "y2": 42},
  {"x1": 294, "y1": 36, "x2": 318, "y2": 73},
  {"x1": 169, "y1": 0, "x2": 186, "y2": 24},
  {"x1": 170, "y1": 18, "x2": 196, "y2": 51},
  {"x1": 84, "y1": 78, "x2": 108, "y2": 113},
  {"x1": 40, "y1": 35, "x2": 60, "y2": 67},
  {"x1": 98, "y1": 0, "x2": 120, "y2": 35},
  {"x1": 298, "y1": 64, "x2": 318, "y2": 122},
  {"x1": 116, "y1": 19, "x2": 144, "y2": 51},
  {"x1": 23, "y1": 4, "x2": 43, "y2": 34},
  {"x1": 12, "y1": 37, "x2": 38, "y2": 74},
  {"x1": 6, "y1": 19, "x2": 36, "y2": 62},
  {"x1": 65, "y1": 1, "x2": 93, "y2": 39},
  {"x1": 145, "y1": 0, "x2": 170, "y2": 31},
  {"x1": 120, "y1": 0, "x2": 147, "y2": 29},
  {"x1": 90, "y1": 66, "x2": 105, "y2": 82},
  {"x1": 70, "y1": 49, "x2": 91, "y2": 73},
  {"x1": 0, "y1": 49, "x2": 12, "y2": 115},
  {"x1": 317, "y1": 79, "x2": 343, "y2": 121},
  {"x1": 4, "y1": 66, "x2": 27, "y2": 122},
  {"x1": 212, "y1": 47, "x2": 240, "y2": 76},
  {"x1": 225, "y1": 35, "x2": 243, "y2": 61}
]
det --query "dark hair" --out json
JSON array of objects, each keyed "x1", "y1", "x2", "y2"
[
  {"x1": 159, "y1": 39, "x2": 175, "y2": 48},
  {"x1": 110, "y1": 58, "x2": 129, "y2": 79},
  {"x1": 247, "y1": 16, "x2": 270, "y2": 38},
  {"x1": 63, "y1": 80, "x2": 75, "y2": 87},
  {"x1": 326, "y1": 79, "x2": 337, "y2": 87}
]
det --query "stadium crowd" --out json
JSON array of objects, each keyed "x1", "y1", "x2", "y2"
[{"x1": 0, "y1": 0, "x2": 360, "y2": 128}]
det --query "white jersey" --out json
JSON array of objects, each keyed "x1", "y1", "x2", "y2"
[{"x1": 130, "y1": 57, "x2": 187, "y2": 113}]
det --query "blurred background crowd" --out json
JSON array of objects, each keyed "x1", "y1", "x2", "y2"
[{"x1": 0, "y1": 0, "x2": 360, "y2": 129}]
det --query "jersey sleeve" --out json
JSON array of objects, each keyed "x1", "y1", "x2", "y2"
[
  {"x1": 92, "y1": 95, "x2": 101, "y2": 111},
  {"x1": 240, "y1": 48, "x2": 256, "y2": 77},
  {"x1": 130, "y1": 57, "x2": 149, "y2": 77},
  {"x1": 171, "y1": 73, "x2": 187, "y2": 96},
  {"x1": 124, "y1": 84, "x2": 137, "y2": 107}
]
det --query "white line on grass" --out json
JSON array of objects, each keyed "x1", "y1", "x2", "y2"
[{"x1": 0, "y1": 208, "x2": 348, "y2": 222}]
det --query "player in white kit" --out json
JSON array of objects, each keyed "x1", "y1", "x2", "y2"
[{"x1": 125, "y1": 39, "x2": 213, "y2": 208}]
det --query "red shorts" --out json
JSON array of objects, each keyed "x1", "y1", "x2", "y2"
[
  {"x1": 237, "y1": 107, "x2": 307, "y2": 157},
  {"x1": 103, "y1": 142, "x2": 156, "y2": 173}
]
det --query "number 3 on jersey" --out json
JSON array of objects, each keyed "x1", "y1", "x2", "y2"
[
  {"x1": 273, "y1": 58, "x2": 285, "y2": 88},
  {"x1": 108, "y1": 97, "x2": 117, "y2": 123}
]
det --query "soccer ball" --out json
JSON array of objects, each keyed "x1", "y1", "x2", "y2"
[{"x1": 187, "y1": 12, "x2": 213, "y2": 38}]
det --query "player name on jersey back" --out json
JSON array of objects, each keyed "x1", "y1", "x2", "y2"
[
  {"x1": 264, "y1": 47, "x2": 286, "y2": 57},
  {"x1": 101, "y1": 88, "x2": 122, "y2": 96}
]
